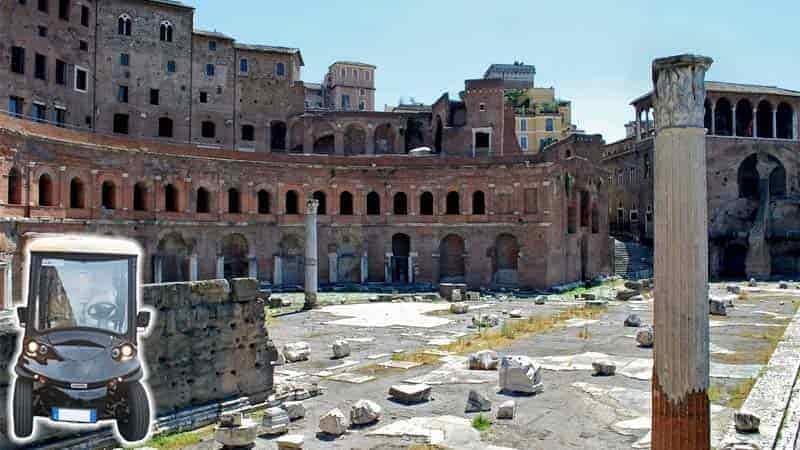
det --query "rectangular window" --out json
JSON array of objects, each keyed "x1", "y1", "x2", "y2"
[
  {"x1": 546, "y1": 118, "x2": 554, "y2": 132},
  {"x1": 38, "y1": 26, "x2": 48, "y2": 37},
  {"x1": 74, "y1": 67, "x2": 87, "y2": 92},
  {"x1": 55, "y1": 59, "x2": 66, "y2": 85},
  {"x1": 150, "y1": 89, "x2": 159, "y2": 105},
  {"x1": 239, "y1": 58, "x2": 248, "y2": 73},
  {"x1": 54, "y1": 107, "x2": 66, "y2": 127},
  {"x1": 520, "y1": 119, "x2": 527, "y2": 131},
  {"x1": 11, "y1": 46, "x2": 25, "y2": 74},
  {"x1": 58, "y1": 0, "x2": 68, "y2": 20},
  {"x1": 358, "y1": 101, "x2": 365, "y2": 111},
  {"x1": 341, "y1": 94, "x2": 350, "y2": 110},
  {"x1": 80, "y1": 5, "x2": 89, "y2": 26},
  {"x1": 79, "y1": 40, "x2": 88, "y2": 51},
  {"x1": 208, "y1": 41, "x2": 217, "y2": 51},
  {"x1": 199, "y1": 91, "x2": 208, "y2": 103},
  {"x1": 37, "y1": 0, "x2": 47, "y2": 13},
  {"x1": 113, "y1": 113, "x2": 129, "y2": 134},
  {"x1": 120, "y1": 53, "x2": 129, "y2": 66},
  {"x1": 167, "y1": 60, "x2": 176, "y2": 73},
  {"x1": 8, "y1": 97, "x2": 24, "y2": 116},
  {"x1": 524, "y1": 188, "x2": 538, "y2": 213},
  {"x1": 206, "y1": 64, "x2": 215, "y2": 76},
  {"x1": 520, "y1": 135, "x2": 528, "y2": 150},
  {"x1": 34, "y1": 53, "x2": 46, "y2": 80},
  {"x1": 32, "y1": 103, "x2": 46, "y2": 122},
  {"x1": 117, "y1": 85, "x2": 128, "y2": 103}
]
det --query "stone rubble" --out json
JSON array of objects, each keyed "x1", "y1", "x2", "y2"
[
  {"x1": 726, "y1": 285, "x2": 741, "y2": 294},
  {"x1": 499, "y1": 355, "x2": 544, "y2": 395},
  {"x1": 261, "y1": 406, "x2": 290, "y2": 435},
  {"x1": 468, "y1": 350, "x2": 500, "y2": 370},
  {"x1": 276, "y1": 434, "x2": 305, "y2": 450},
  {"x1": 284, "y1": 342, "x2": 311, "y2": 362},
  {"x1": 350, "y1": 399, "x2": 383, "y2": 426},
  {"x1": 281, "y1": 401, "x2": 306, "y2": 421},
  {"x1": 636, "y1": 325, "x2": 654, "y2": 348},
  {"x1": 450, "y1": 302, "x2": 470, "y2": 314},
  {"x1": 624, "y1": 314, "x2": 642, "y2": 328},
  {"x1": 733, "y1": 410, "x2": 760, "y2": 433},
  {"x1": 319, "y1": 408, "x2": 349, "y2": 436},
  {"x1": 592, "y1": 360, "x2": 617, "y2": 376},
  {"x1": 332, "y1": 340, "x2": 351, "y2": 359},
  {"x1": 624, "y1": 280, "x2": 644, "y2": 291},
  {"x1": 465, "y1": 389, "x2": 492, "y2": 413},
  {"x1": 534, "y1": 295, "x2": 547, "y2": 305},
  {"x1": 389, "y1": 383, "x2": 432, "y2": 404},
  {"x1": 496, "y1": 400, "x2": 516, "y2": 419},
  {"x1": 709, "y1": 298, "x2": 728, "y2": 316},
  {"x1": 471, "y1": 313, "x2": 500, "y2": 328},
  {"x1": 748, "y1": 278, "x2": 758, "y2": 287},
  {"x1": 617, "y1": 289, "x2": 639, "y2": 301},
  {"x1": 214, "y1": 413, "x2": 259, "y2": 448},
  {"x1": 779, "y1": 281, "x2": 789, "y2": 289},
  {"x1": 508, "y1": 309, "x2": 524, "y2": 318}
]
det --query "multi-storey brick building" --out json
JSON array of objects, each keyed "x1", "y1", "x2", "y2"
[{"x1": 603, "y1": 81, "x2": 800, "y2": 279}]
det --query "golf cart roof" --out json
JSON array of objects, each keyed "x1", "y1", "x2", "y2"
[{"x1": 27, "y1": 235, "x2": 141, "y2": 256}]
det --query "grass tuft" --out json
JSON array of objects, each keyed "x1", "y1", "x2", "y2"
[
  {"x1": 577, "y1": 325, "x2": 592, "y2": 340},
  {"x1": 471, "y1": 413, "x2": 492, "y2": 431},
  {"x1": 708, "y1": 378, "x2": 757, "y2": 410}
]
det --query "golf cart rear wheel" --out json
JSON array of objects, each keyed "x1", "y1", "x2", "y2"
[
  {"x1": 117, "y1": 381, "x2": 150, "y2": 442},
  {"x1": 13, "y1": 377, "x2": 34, "y2": 439}
]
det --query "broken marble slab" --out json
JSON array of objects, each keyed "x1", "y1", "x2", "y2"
[
  {"x1": 562, "y1": 318, "x2": 599, "y2": 328},
  {"x1": 405, "y1": 355, "x2": 496, "y2": 385},
  {"x1": 710, "y1": 321, "x2": 784, "y2": 328},
  {"x1": 379, "y1": 360, "x2": 424, "y2": 370},
  {"x1": 313, "y1": 359, "x2": 360, "y2": 377},
  {"x1": 327, "y1": 372, "x2": 376, "y2": 384},
  {"x1": 367, "y1": 353, "x2": 391, "y2": 360},
  {"x1": 365, "y1": 415, "x2": 515, "y2": 450},
  {"x1": 321, "y1": 303, "x2": 453, "y2": 328}
]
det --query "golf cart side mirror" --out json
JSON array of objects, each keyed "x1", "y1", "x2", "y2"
[
  {"x1": 136, "y1": 311, "x2": 151, "y2": 330},
  {"x1": 16, "y1": 307, "x2": 27, "y2": 327}
]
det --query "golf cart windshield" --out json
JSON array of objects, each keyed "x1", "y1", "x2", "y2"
[{"x1": 32, "y1": 255, "x2": 131, "y2": 335}]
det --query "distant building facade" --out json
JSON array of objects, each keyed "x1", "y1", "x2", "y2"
[{"x1": 483, "y1": 62, "x2": 536, "y2": 90}]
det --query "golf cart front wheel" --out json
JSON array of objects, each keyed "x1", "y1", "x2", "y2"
[
  {"x1": 116, "y1": 381, "x2": 150, "y2": 443},
  {"x1": 13, "y1": 377, "x2": 34, "y2": 439}
]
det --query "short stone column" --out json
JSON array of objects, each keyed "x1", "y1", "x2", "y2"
[
  {"x1": 153, "y1": 256, "x2": 163, "y2": 284},
  {"x1": 216, "y1": 256, "x2": 225, "y2": 280},
  {"x1": 651, "y1": 54, "x2": 713, "y2": 450},
  {"x1": 248, "y1": 256, "x2": 258, "y2": 280},
  {"x1": 273, "y1": 255, "x2": 283, "y2": 286},
  {"x1": 408, "y1": 252, "x2": 417, "y2": 284},
  {"x1": 328, "y1": 252, "x2": 338, "y2": 284},
  {"x1": 189, "y1": 254, "x2": 198, "y2": 281},
  {"x1": 360, "y1": 251, "x2": 368, "y2": 284},
  {"x1": 303, "y1": 198, "x2": 319, "y2": 309},
  {"x1": 384, "y1": 252, "x2": 392, "y2": 282}
]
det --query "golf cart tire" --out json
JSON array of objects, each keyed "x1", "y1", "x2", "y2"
[
  {"x1": 117, "y1": 381, "x2": 150, "y2": 443},
  {"x1": 13, "y1": 377, "x2": 34, "y2": 439}
]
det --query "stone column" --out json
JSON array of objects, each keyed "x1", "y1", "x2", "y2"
[
  {"x1": 248, "y1": 256, "x2": 258, "y2": 279},
  {"x1": 189, "y1": 254, "x2": 198, "y2": 281},
  {"x1": 334, "y1": 131, "x2": 344, "y2": 155},
  {"x1": 772, "y1": 109, "x2": 777, "y2": 138},
  {"x1": 303, "y1": 198, "x2": 319, "y2": 309},
  {"x1": 216, "y1": 256, "x2": 225, "y2": 280},
  {"x1": 710, "y1": 104, "x2": 716, "y2": 135},
  {"x1": 328, "y1": 252, "x2": 338, "y2": 284},
  {"x1": 153, "y1": 256, "x2": 163, "y2": 284},
  {"x1": 360, "y1": 251, "x2": 368, "y2": 284},
  {"x1": 732, "y1": 104, "x2": 737, "y2": 137},
  {"x1": 752, "y1": 107, "x2": 758, "y2": 138},
  {"x1": 651, "y1": 54, "x2": 713, "y2": 450},
  {"x1": 384, "y1": 252, "x2": 392, "y2": 282},
  {"x1": 635, "y1": 109, "x2": 641, "y2": 141},
  {"x1": 408, "y1": 252, "x2": 417, "y2": 284},
  {"x1": 745, "y1": 154, "x2": 779, "y2": 278},
  {"x1": 273, "y1": 255, "x2": 282, "y2": 286}
]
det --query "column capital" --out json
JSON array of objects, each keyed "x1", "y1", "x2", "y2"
[
  {"x1": 652, "y1": 54, "x2": 713, "y2": 129},
  {"x1": 305, "y1": 198, "x2": 319, "y2": 215}
]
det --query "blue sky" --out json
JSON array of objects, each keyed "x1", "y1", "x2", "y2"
[{"x1": 185, "y1": 0, "x2": 800, "y2": 142}]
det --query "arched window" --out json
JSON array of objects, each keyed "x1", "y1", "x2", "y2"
[
  {"x1": 704, "y1": 100, "x2": 713, "y2": 132},
  {"x1": 133, "y1": 182, "x2": 147, "y2": 211},
  {"x1": 756, "y1": 100, "x2": 773, "y2": 138},
  {"x1": 285, "y1": 190, "x2": 299, "y2": 214},
  {"x1": 420, "y1": 191, "x2": 434, "y2": 215},
  {"x1": 158, "y1": 117, "x2": 173, "y2": 138},
  {"x1": 777, "y1": 102, "x2": 795, "y2": 139},
  {"x1": 446, "y1": 191, "x2": 460, "y2": 215},
  {"x1": 118, "y1": 14, "x2": 132, "y2": 36},
  {"x1": 472, "y1": 191, "x2": 486, "y2": 215},
  {"x1": 312, "y1": 191, "x2": 326, "y2": 215},
  {"x1": 101, "y1": 181, "x2": 116, "y2": 209},
  {"x1": 366, "y1": 191, "x2": 380, "y2": 215},
  {"x1": 7, "y1": 168, "x2": 21, "y2": 205},
  {"x1": 37, "y1": 174, "x2": 53, "y2": 207},
  {"x1": 258, "y1": 190, "x2": 270, "y2": 214},
  {"x1": 164, "y1": 184, "x2": 179, "y2": 212},
  {"x1": 714, "y1": 98, "x2": 733, "y2": 136},
  {"x1": 339, "y1": 191, "x2": 353, "y2": 215},
  {"x1": 393, "y1": 192, "x2": 408, "y2": 215},
  {"x1": 159, "y1": 21, "x2": 173, "y2": 42},
  {"x1": 196, "y1": 187, "x2": 210, "y2": 213},
  {"x1": 201, "y1": 121, "x2": 216, "y2": 138},
  {"x1": 736, "y1": 99, "x2": 753, "y2": 137},
  {"x1": 276, "y1": 62, "x2": 285, "y2": 77},
  {"x1": 228, "y1": 188, "x2": 241, "y2": 213},
  {"x1": 270, "y1": 121, "x2": 287, "y2": 151},
  {"x1": 241, "y1": 124, "x2": 255, "y2": 141},
  {"x1": 70, "y1": 178, "x2": 85, "y2": 209}
]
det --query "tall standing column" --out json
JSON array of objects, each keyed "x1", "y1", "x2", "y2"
[
  {"x1": 651, "y1": 54, "x2": 713, "y2": 450},
  {"x1": 303, "y1": 198, "x2": 319, "y2": 310}
]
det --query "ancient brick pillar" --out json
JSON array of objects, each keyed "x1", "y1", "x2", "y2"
[
  {"x1": 651, "y1": 54, "x2": 713, "y2": 450},
  {"x1": 303, "y1": 198, "x2": 319, "y2": 309}
]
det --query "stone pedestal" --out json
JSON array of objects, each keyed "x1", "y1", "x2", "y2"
[
  {"x1": 651, "y1": 54, "x2": 713, "y2": 450},
  {"x1": 216, "y1": 256, "x2": 225, "y2": 280},
  {"x1": 154, "y1": 256, "x2": 163, "y2": 283},
  {"x1": 190, "y1": 254, "x2": 198, "y2": 281},
  {"x1": 274, "y1": 256, "x2": 282, "y2": 286},
  {"x1": 303, "y1": 199, "x2": 319, "y2": 310},
  {"x1": 328, "y1": 252, "x2": 338, "y2": 284}
]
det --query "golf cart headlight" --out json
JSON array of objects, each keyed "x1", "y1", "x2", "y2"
[
  {"x1": 113, "y1": 343, "x2": 136, "y2": 361},
  {"x1": 25, "y1": 340, "x2": 40, "y2": 356},
  {"x1": 38, "y1": 344, "x2": 49, "y2": 356},
  {"x1": 111, "y1": 347, "x2": 121, "y2": 360}
]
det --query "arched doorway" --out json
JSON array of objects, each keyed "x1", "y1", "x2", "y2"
[
  {"x1": 714, "y1": 98, "x2": 733, "y2": 136},
  {"x1": 271, "y1": 121, "x2": 287, "y2": 151},
  {"x1": 344, "y1": 124, "x2": 366, "y2": 155},
  {"x1": 221, "y1": 234, "x2": 249, "y2": 280},
  {"x1": 313, "y1": 191, "x2": 327, "y2": 215},
  {"x1": 777, "y1": 103, "x2": 795, "y2": 139},
  {"x1": 722, "y1": 243, "x2": 748, "y2": 278},
  {"x1": 756, "y1": 100, "x2": 773, "y2": 138},
  {"x1": 336, "y1": 237, "x2": 360, "y2": 283},
  {"x1": 374, "y1": 124, "x2": 395, "y2": 154},
  {"x1": 738, "y1": 154, "x2": 786, "y2": 199},
  {"x1": 405, "y1": 118, "x2": 425, "y2": 152},
  {"x1": 439, "y1": 234, "x2": 465, "y2": 282},
  {"x1": 391, "y1": 233, "x2": 411, "y2": 283},
  {"x1": 157, "y1": 233, "x2": 190, "y2": 282},
  {"x1": 736, "y1": 99, "x2": 753, "y2": 137},
  {"x1": 279, "y1": 234, "x2": 304, "y2": 286},
  {"x1": 70, "y1": 177, "x2": 85, "y2": 209},
  {"x1": 493, "y1": 234, "x2": 519, "y2": 286}
]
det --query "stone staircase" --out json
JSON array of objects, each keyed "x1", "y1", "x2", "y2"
[{"x1": 613, "y1": 239, "x2": 653, "y2": 279}]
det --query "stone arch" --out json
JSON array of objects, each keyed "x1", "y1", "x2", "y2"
[
  {"x1": 101, "y1": 180, "x2": 116, "y2": 209},
  {"x1": 405, "y1": 117, "x2": 425, "y2": 152},
  {"x1": 339, "y1": 191, "x2": 354, "y2": 215},
  {"x1": 434, "y1": 115, "x2": 443, "y2": 153},
  {"x1": 335, "y1": 234, "x2": 361, "y2": 283},
  {"x1": 439, "y1": 234, "x2": 466, "y2": 282},
  {"x1": 133, "y1": 182, "x2": 147, "y2": 211},
  {"x1": 220, "y1": 233, "x2": 249, "y2": 280},
  {"x1": 196, "y1": 186, "x2": 211, "y2": 213},
  {"x1": 366, "y1": 191, "x2": 381, "y2": 215},
  {"x1": 313, "y1": 123, "x2": 335, "y2": 154},
  {"x1": 7, "y1": 167, "x2": 22, "y2": 205},
  {"x1": 38, "y1": 173, "x2": 54, "y2": 207},
  {"x1": 756, "y1": 100, "x2": 773, "y2": 138},
  {"x1": 393, "y1": 192, "x2": 408, "y2": 215},
  {"x1": 770, "y1": 241, "x2": 800, "y2": 276},
  {"x1": 285, "y1": 190, "x2": 299, "y2": 214},
  {"x1": 117, "y1": 13, "x2": 132, "y2": 36},
  {"x1": 164, "y1": 183, "x2": 180, "y2": 212},
  {"x1": 715, "y1": 98, "x2": 733, "y2": 136},
  {"x1": 157, "y1": 233, "x2": 191, "y2": 283},
  {"x1": 446, "y1": 191, "x2": 460, "y2": 215},
  {"x1": 374, "y1": 123, "x2": 395, "y2": 154},
  {"x1": 289, "y1": 122, "x2": 304, "y2": 153},
  {"x1": 736, "y1": 99, "x2": 754, "y2": 137},
  {"x1": 391, "y1": 233, "x2": 411, "y2": 283},
  {"x1": 278, "y1": 234, "x2": 304, "y2": 286},
  {"x1": 493, "y1": 234, "x2": 519, "y2": 286},
  {"x1": 344, "y1": 123, "x2": 367, "y2": 155},
  {"x1": 721, "y1": 242, "x2": 748, "y2": 278},
  {"x1": 257, "y1": 189, "x2": 271, "y2": 214},
  {"x1": 228, "y1": 187, "x2": 241, "y2": 213},
  {"x1": 420, "y1": 191, "x2": 434, "y2": 215},
  {"x1": 271, "y1": 121, "x2": 287, "y2": 151},
  {"x1": 472, "y1": 191, "x2": 486, "y2": 215},
  {"x1": 777, "y1": 102, "x2": 795, "y2": 139},
  {"x1": 69, "y1": 177, "x2": 85, "y2": 209},
  {"x1": 312, "y1": 190, "x2": 327, "y2": 215},
  {"x1": 738, "y1": 153, "x2": 786, "y2": 199}
]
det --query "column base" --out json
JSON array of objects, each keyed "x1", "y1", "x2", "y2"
[
  {"x1": 652, "y1": 372, "x2": 710, "y2": 450},
  {"x1": 303, "y1": 292, "x2": 318, "y2": 310}
]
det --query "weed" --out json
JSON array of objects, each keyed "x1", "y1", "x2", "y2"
[
  {"x1": 577, "y1": 325, "x2": 592, "y2": 340},
  {"x1": 144, "y1": 425, "x2": 214, "y2": 450},
  {"x1": 471, "y1": 414, "x2": 492, "y2": 431}
]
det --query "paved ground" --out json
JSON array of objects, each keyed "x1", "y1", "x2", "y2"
[{"x1": 182, "y1": 281, "x2": 800, "y2": 450}]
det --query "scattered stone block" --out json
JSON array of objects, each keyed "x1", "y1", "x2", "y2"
[
  {"x1": 726, "y1": 285, "x2": 741, "y2": 294},
  {"x1": 592, "y1": 360, "x2": 616, "y2": 376},
  {"x1": 214, "y1": 416, "x2": 259, "y2": 447},
  {"x1": 624, "y1": 280, "x2": 643, "y2": 291},
  {"x1": 284, "y1": 342, "x2": 311, "y2": 362},
  {"x1": 468, "y1": 350, "x2": 500, "y2": 370},
  {"x1": 709, "y1": 298, "x2": 727, "y2": 316},
  {"x1": 497, "y1": 400, "x2": 516, "y2": 419},
  {"x1": 624, "y1": 314, "x2": 642, "y2": 328},
  {"x1": 270, "y1": 296, "x2": 291, "y2": 308},
  {"x1": 220, "y1": 412, "x2": 243, "y2": 427},
  {"x1": 230, "y1": 278, "x2": 259, "y2": 302},
  {"x1": 499, "y1": 355, "x2": 544, "y2": 395},
  {"x1": 734, "y1": 410, "x2": 760, "y2": 433},
  {"x1": 276, "y1": 434, "x2": 304, "y2": 450},
  {"x1": 629, "y1": 295, "x2": 645, "y2": 302},
  {"x1": 580, "y1": 292, "x2": 596, "y2": 301},
  {"x1": 440, "y1": 283, "x2": 467, "y2": 301},
  {"x1": 261, "y1": 406, "x2": 290, "y2": 435},
  {"x1": 617, "y1": 289, "x2": 639, "y2": 301},
  {"x1": 748, "y1": 278, "x2": 758, "y2": 287},
  {"x1": 534, "y1": 295, "x2": 547, "y2": 305},
  {"x1": 332, "y1": 340, "x2": 351, "y2": 359},
  {"x1": 466, "y1": 291, "x2": 481, "y2": 301},
  {"x1": 389, "y1": 383, "x2": 432, "y2": 404},
  {"x1": 508, "y1": 309, "x2": 523, "y2": 318},
  {"x1": 585, "y1": 299, "x2": 608, "y2": 307},
  {"x1": 450, "y1": 302, "x2": 469, "y2": 314},
  {"x1": 636, "y1": 325, "x2": 654, "y2": 348},
  {"x1": 472, "y1": 313, "x2": 500, "y2": 328},
  {"x1": 319, "y1": 408, "x2": 348, "y2": 436},
  {"x1": 281, "y1": 401, "x2": 306, "y2": 421},
  {"x1": 778, "y1": 281, "x2": 789, "y2": 289},
  {"x1": 350, "y1": 399, "x2": 383, "y2": 426},
  {"x1": 465, "y1": 390, "x2": 492, "y2": 413}
]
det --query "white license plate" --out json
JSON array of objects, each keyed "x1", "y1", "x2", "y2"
[{"x1": 51, "y1": 407, "x2": 97, "y2": 423}]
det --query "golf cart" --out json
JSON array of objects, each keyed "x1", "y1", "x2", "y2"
[{"x1": 11, "y1": 235, "x2": 152, "y2": 443}]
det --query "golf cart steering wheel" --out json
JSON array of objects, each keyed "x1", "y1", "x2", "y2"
[{"x1": 87, "y1": 302, "x2": 118, "y2": 322}]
